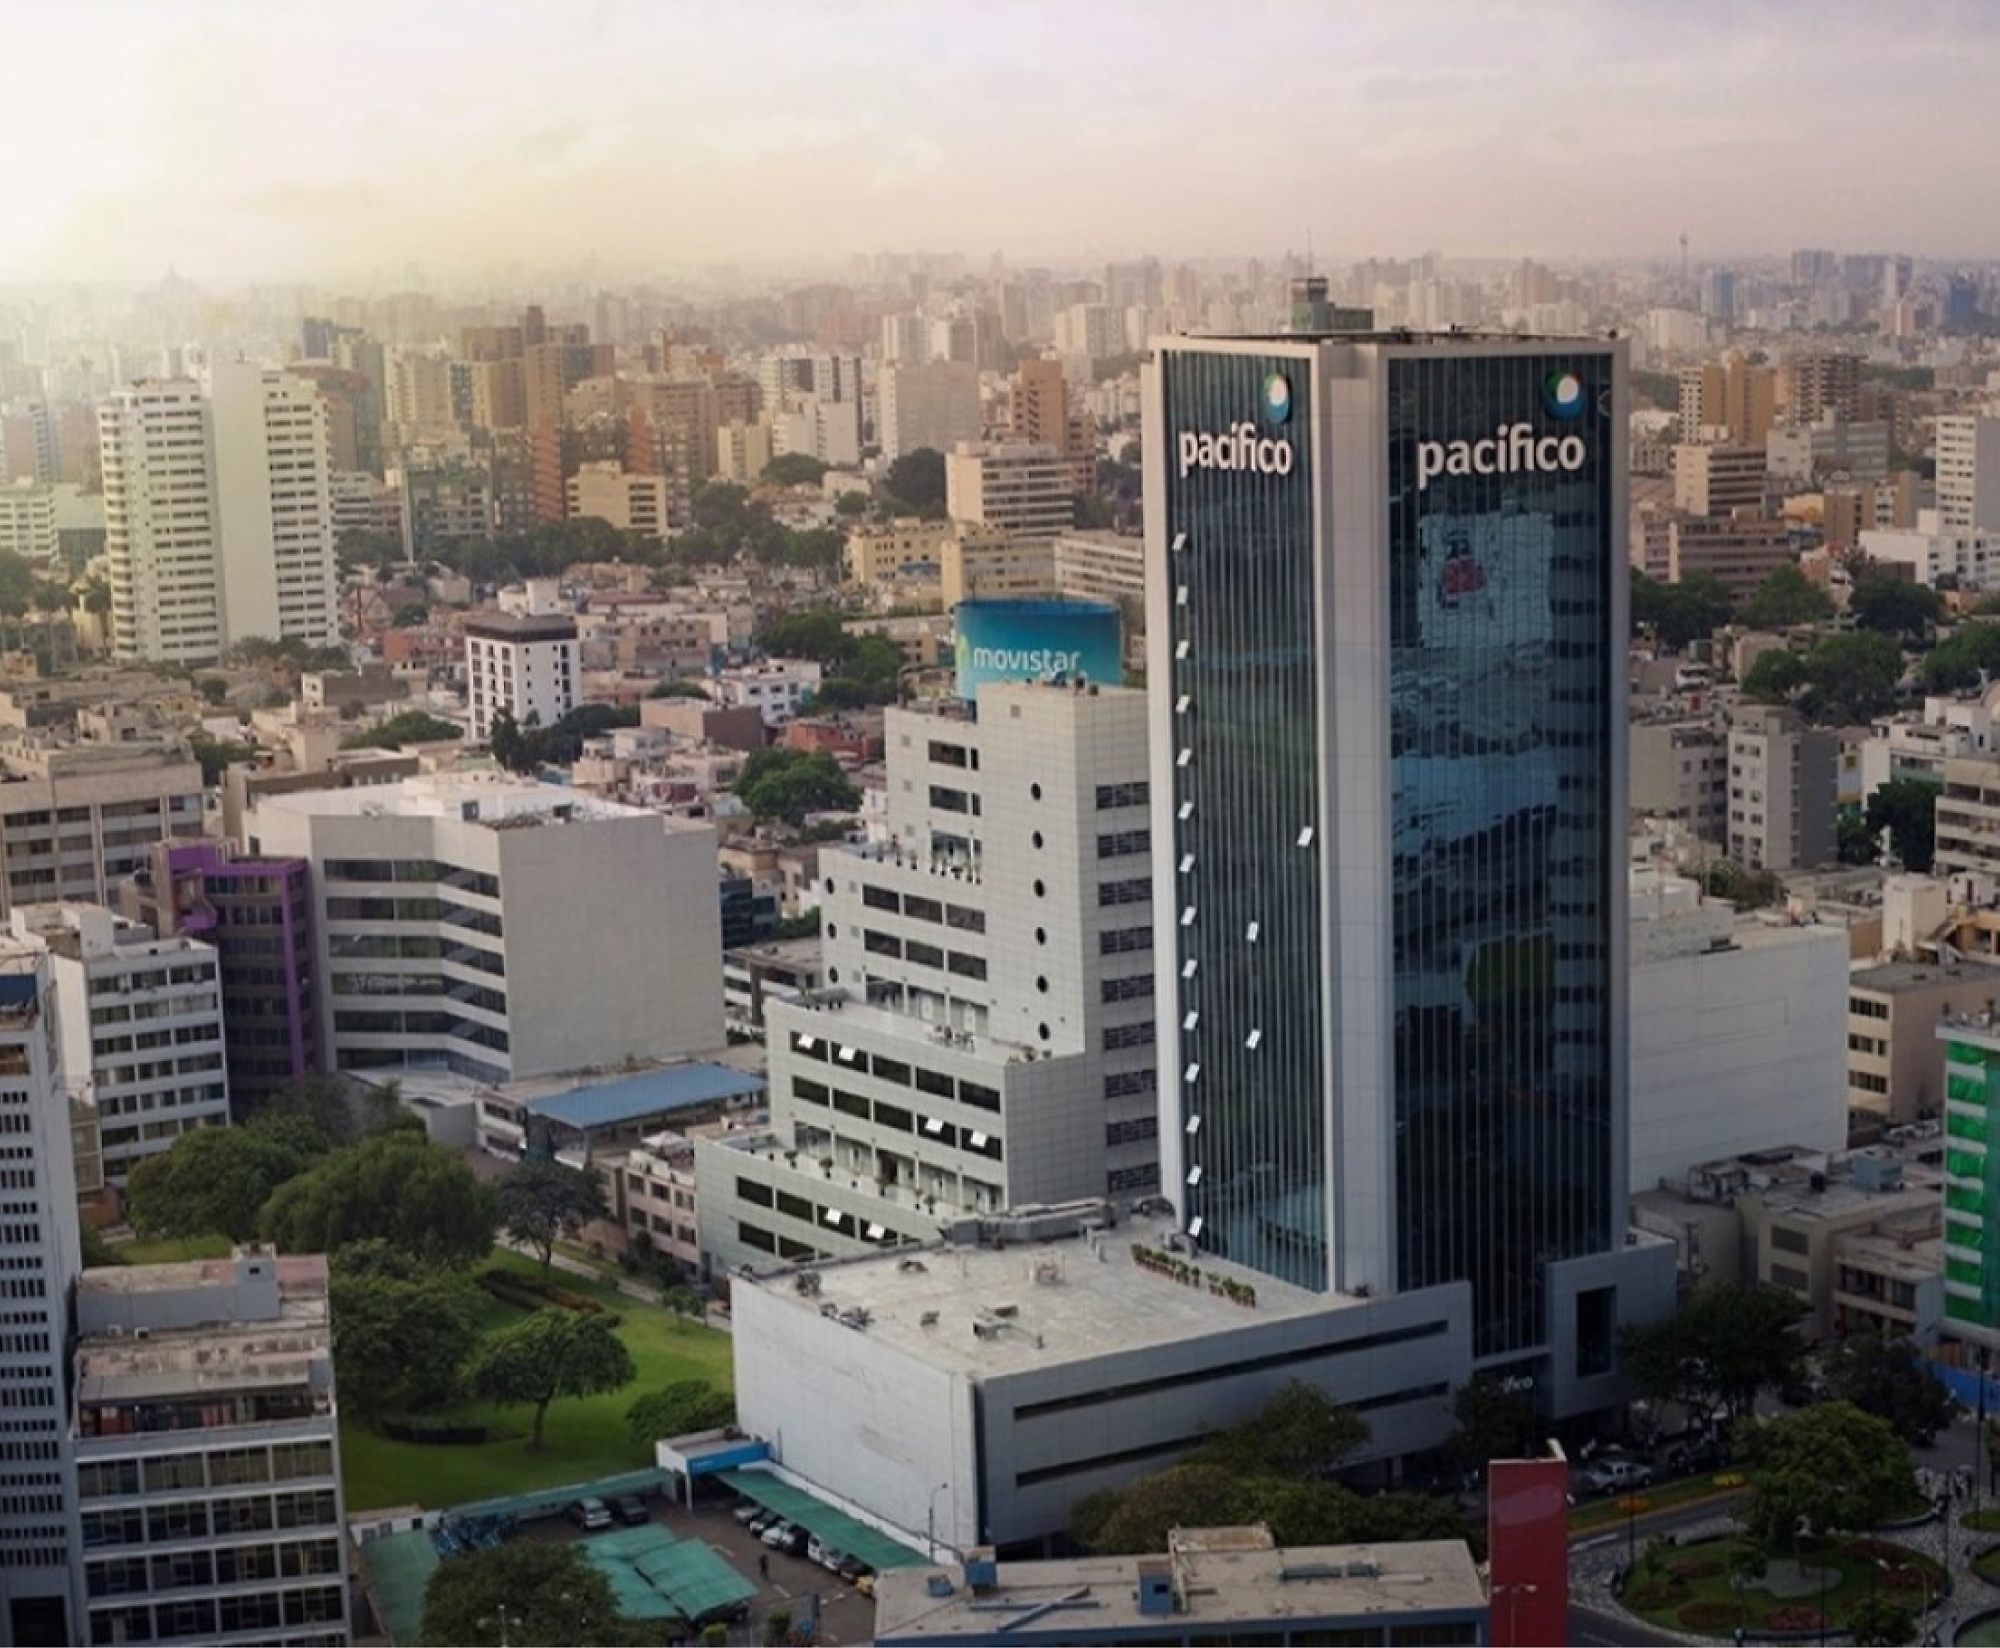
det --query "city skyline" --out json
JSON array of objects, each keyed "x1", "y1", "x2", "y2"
[{"x1": 6, "y1": 0, "x2": 2000, "y2": 284}]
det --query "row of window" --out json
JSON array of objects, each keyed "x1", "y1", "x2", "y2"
[
  {"x1": 1096, "y1": 782, "x2": 1150, "y2": 810},
  {"x1": 860, "y1": 929, "x2": 988, "y2": 980},
  {"x1": 87, "y1": 1535, "x2": 340, "y2": 1597},
  {"x1": 789, "y1": 1081, "x2": 1006, "y2": 1160},
  {"x1": 856, "y1": 886, "x2": 986, "y2": 932},
  {"x1": 87, "y1": 1586, "x2": 343, "y2": 1644},
  {"x1": 80, "y1": 1487, "x2": 338, "y2": 1547},
  {"x1": 789, "y1": 1039, "x2": 1000, "y2": 1109},
  {"x1": 77, "y1": 1439, "x2": 332, "y2": 1500}
]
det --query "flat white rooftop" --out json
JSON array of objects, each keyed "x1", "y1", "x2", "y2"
[
  {"x1": 741, "y1": 1227, "x2": 1363, "y2": 1376},
  {"x1": 252, "y1": 769, "x2": 661, "y2": 825}
]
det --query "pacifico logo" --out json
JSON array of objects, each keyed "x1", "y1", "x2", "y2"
[
  {"x1": 1177, "y1": 370, "x2": 1299, "y2": 479},
  {"x1": 1416, "y1": 421, "x2": 1588, "y2": 492}
]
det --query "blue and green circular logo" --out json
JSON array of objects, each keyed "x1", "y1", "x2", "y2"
[
  {"x1": 1262, "y1": 372, "x2": 1293, "y2": 424},
  {"x1": 1542, "y1": 370, "x2": 1586, "y2": 419}
]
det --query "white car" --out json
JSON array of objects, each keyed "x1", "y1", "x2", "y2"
[{"x1": 1580, "y1": 1458, "x2": 1655, "y2": 1495}]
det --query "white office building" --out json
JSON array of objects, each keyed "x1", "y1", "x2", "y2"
[
  {"x1": 10, "y1": 903, "x2": 228, "y2": 1186},
  {"x1": 1860, "y1": 522, "x2": 2000, "y2": 592},
  {"x1": 246, "y1": 772, "x2": 724, "y2": 1084},
  {"x1": 99, "y1": 382, "x2": 223, "y2": 664},
  {"x1": 0, "y1": 946, "x2": 82, "y2": 1646},
  {"x1": 72, "y1": 1251, "x2": 348, "y2": 1646},
  {"x1": 463, "y1": 607, "x2": 578, "y2": 745},
  {"x1": 1627, "y1": 868, "x2": 1849, "y2": 1194},
  {"x1": 695, "y1": 682, "x2": 1160, "y2": 1273},
  {"x1": 878, "y1": 362, "x2": 981, "y2": 461},
  {"x1": 1937, "y1": 415, "x2": 2000, "y2": 534},
  {"x1": 0, "y1": 480, "x2": 57, "y2": 564},
  {"x1": 207, "y1": 362, "x2": 341, "y2": 649},
  {"x1": 944, "y1": 443, "x2": 1074, "y2": 544},
  {"x1": 99, "y1": 368, "x2": 341, "y2": 664}
]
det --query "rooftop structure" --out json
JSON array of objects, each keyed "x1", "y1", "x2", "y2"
[{"x1": 873, "y1": 1528, "x2": 1486, "y2": 1646}]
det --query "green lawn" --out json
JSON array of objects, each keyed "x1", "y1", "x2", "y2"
[
  {"x1": 106, "y1": 1233, "x2": 233, "y2": 1264},
  {"x1": 340, "y1": 1251, "x2": 734, "y2": 1513}
]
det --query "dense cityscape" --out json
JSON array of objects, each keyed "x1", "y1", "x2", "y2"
[{"x1": 9, "y1": 6, "x2": 2000, "y2": 1648}]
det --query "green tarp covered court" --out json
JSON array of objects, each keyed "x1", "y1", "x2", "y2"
[{"x1": 716, "y1": 1468, "x2": 927, "y2": 1571}]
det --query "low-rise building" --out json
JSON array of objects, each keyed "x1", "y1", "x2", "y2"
[
  {"x1": 1847, "y1": 958, "x2": 2000, "y2": 1124},
  {"x1": 723, "y1": 937, "x2": 827, "y2": 1038},
  {"x1": 872, "y1": 1528, "x2": 1487, "y2": 1647},
  {"x1": 72, "y1": 1250, "x2": 348, "y2": 1647}
]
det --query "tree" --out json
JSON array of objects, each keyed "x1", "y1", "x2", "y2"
[
  {"x1": 466, "y1": 1309, "x2": 636, "y2": 1450},
  {"x1": 187, "y1": 732, "x2": 260, "y2": 786},
  {"x1": 1192, "y1": 1380, "x2": 1370, "y2": 1481},
  {"x1": 1849, "y1": 573, "x2": 1942, "y2": 643},
  {"x1": 262, "y1": 1133, "x2": 497, "y2": 1267},
  {"x1": 761, "y1": 453, "x2": 829, "y2": 487},
  {"x1": 625, "y1": 1380, "x2": 735, "y2": 1445},
  {"x1": 1797, "y1": 631, "x2": 1905, "y2": 725},
  {"x1": 340, "y1": 709, "x2": 463, "y2": 750},
  {"x1": 1622, "y1": 1283, "x2": 1808, "y2": 1427},
  {"x1": 733, "y1": 748, "x2": 860, "y2": 826},
  {"x1": 649, "y1": 678, "x2": 709, "y2": 699},
  {"x1": 883, "y1": 448, "x2": 947, "y2": 516},
  {"x1": 1838, "y1": 811, "x2": 1881, "y2": 866},
  {"x1": 489, "y1": 706, "x2": 530, "y2": 774},
  {"x1": 1865, "y1": 777, "x2": 1941, "y2": 873},
  {"x1": 1925, "y1": 619, "x2": 2000, "y2": 691},
  {"x1": 1086, "y1": 1463, "x2": 1260, "y2": 1554},
  {"x1": 330, "y1": 1243, "x2": 484, "y2": 1421},
  {"x1": 419, "y1": 1541, "x2": 621, "y2": 1648},
  {"x1": 125, "y1": 1120, "x2": 323, "y2": 1242},
  {"x1": 1820, "y1": 1330, "x2": 1957, "y2": 1446},
  {"x1": 1631, "y1": 571, "x2": 1734, "y2": 651},
  {"x1": 496, "y1": 1159, "x2": 608, "y2": 1279},
  {"x1": 1738, "y1": 1402, "x2": 1911, "y2": 1553},
  {"x1": 1741, "y1": 564, "x2": 1835, "y2": 630},
  {"x1": 1444, "y1": 1373, "x2": 1540, "y2": 1479}
]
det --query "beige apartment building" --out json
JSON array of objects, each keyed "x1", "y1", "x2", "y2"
[
  {"x1": 1668, "y1": 512, "x2": 1792, "y2": 601},
  {"x1": 1673, "y1": 444, "x2": 1769, "y2": 517},
  {"x1": 944, "y1": 441, "x2": 1074, "y2": 542},
  {"x1": 1847, "y1": 959, "x2": 2000, "y2": 1122}
]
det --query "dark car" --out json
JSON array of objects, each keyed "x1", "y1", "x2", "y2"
[
  {"x1": 836, "y1": 1555, "x2": 869, "y2": 1583},
  {"x1": 774, "y1": 1523, "x2": 810, "y2": 1557},
  {"x1": 610, "y1": 1494, "x2": 649, "y2": 1526}
]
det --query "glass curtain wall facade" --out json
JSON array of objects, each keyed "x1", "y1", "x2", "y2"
[
  {"x1": 1158, "y1": 348, "x2": 1330, "y2": 1289},
  {"x1": 1153, "y1": 337, "x2": 1625, "y2": 1355},
  {"x1": 1386, "y1": 351, "x2": 1619, "y2": 1355}
]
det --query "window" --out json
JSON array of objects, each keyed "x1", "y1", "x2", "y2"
[
  {"x1": 1096, "y1": 781, "x2": 1150, "y2": 810},
  {"x1": 1100, "y1": 925, "x2": 1152, "y2": 955},
  {"x1": 1099, "y1": 877, "x2": 1151, "y2": 907},
  {"x1": 1770, "y1": 1226, "x2": 1809, "y2": 1256},
  {"x1": 1104, "y1": 1069, "x2": 1157, "y2": 1099},
  {"x1": 1104, "y1": 1022, "x2": 1155, "y2": 1050},
  {"x1": 1102, "y1": 974, "x2": 1154, "y2": 1003},
  {"x1": 862, "y1": 885, "x2": 899, "y2": 913},
  {"x1": 1097, "y1": 829, "x2": 1151, "y2": 859}
]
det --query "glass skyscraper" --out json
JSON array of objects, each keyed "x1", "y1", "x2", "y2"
[{"x1": 1146, "y1": 334, "x2": 1632, "y2": 1364}]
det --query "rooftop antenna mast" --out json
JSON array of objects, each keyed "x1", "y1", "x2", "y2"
[{"x1": 1679, "y1": 231, "x2": 1690, "y2": 286}]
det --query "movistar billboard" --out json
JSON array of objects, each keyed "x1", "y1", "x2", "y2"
[{"x1": 953, "y1": 599, "x2": 1122, "y2": 701}]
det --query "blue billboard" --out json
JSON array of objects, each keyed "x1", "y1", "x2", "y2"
[{"x1": 952, "y1": 598, "x2": 1122, "y2": 701}]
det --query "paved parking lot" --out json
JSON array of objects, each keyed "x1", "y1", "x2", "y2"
[{"x1": 523, "y1": 1492, "x2": 881, "y2": 1644}]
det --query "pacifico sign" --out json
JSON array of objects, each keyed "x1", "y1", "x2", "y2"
[
  {"x1": 1176, "y1": 369, "x2": 1298, "y2": 479},
  {"x1": 1416, "y1": 422, "x2": 1587, "y2": 492}
]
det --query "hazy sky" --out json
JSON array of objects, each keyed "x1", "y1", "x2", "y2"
[{"x1": 5, "y1": 0, "x2": 1999, "y2": 284}]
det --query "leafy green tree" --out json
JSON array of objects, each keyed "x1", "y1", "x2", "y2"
[
  {"x1": 648, "y1": 678, "x2": 709, "y2": 699},
  {"x1": 883, "y1": 448, "x2": 947, "y2": 515},
  {"x1": 340, "y1": 709, "x2": 463, "y2": 750},
  {"x1": 1087, "y1": 1463, "x2": 1259, "y2": 1553},
  {"x1": 1848, "y1": 573, "x2": 1942, "y2": 642},
  {"x1": 338, "y1": 529, "x2": 405, "y2": 574},
  {"x1": 834, "y1": 490, "x2": 869, "y2": 517},
  {"x1": 466, "y1": 1309, "x2": 636, "y2": 1450},
  {"x1": 1820, "y1": 1330, "x2": 1957, "y2": 1445},
  {"x1": 330, "y1": 1242, "x2": 484, "y2": 1421},
  {"x1": 761, "y1": 453, "x2": 829, "y2": 487},
  {"x1": 1865, "y1": 777, "x2": 1941, "y2": 873},
  {"x1": 419, "y1": 1541, "x2": 621, "y2": 1647},
  {"x1": 734, "y1": 748, "x2": 861, "y2": 825},
  {"x1": 625, "y1": 1380, "x2": 735, "y2": 1445},
  {"x1": 1838, "y1": 811, "x2": 1881, "y2": 866},
  {"x1": 1741, "y1": 648, "x2": 1809, "y2": 704},
  {"x1": 757, "y1": 608, "x2": 850, "y2": 664},
  {"x1": 187, "y1": 733, "x2": 260, "y2": 785},
  {"x1": 1444, "y1": 1373, "x2": 1540, "y2": 1478},
  {"x1": 1696, "y1": 858, "x2": 1787, "y2": 911},
  {"x1": 496, "y1": 1160, "x2": 608, "y2": 1279},
  {"x1": 1739, "y1": 1401, "x2": 1911, "y2": 1554},
  {"x1": 262, "y1": 1133, "x2": 497, "y2": 1267},
  {"x1": 125, "y1": 1120, "x2": 323, "y2": 1242},
  {"x1": 1622, "y1": 1283, "x2": 1808, "y2": 1426},
  {"x1": 196, "y1": 675, "x2": 231, "y2": 706},
  {"x1": 488, "y1": 706, "x2": 531, "y2": 773},
  {"x1": 1798, "y1": 631, "x2": 1905, "y2": 725},
  {"x1": 1741, "y1": 564, "x2": 1835, "y2": 630},
  {"x1": 1631, "y1": 571, "x2": 1735, "y2": 651},
  {"x1": 1191, "y1": 1380, "x2": 1370, "y2": 1481},
  {"x1": 1921, "y1": 619, "x2": 2000, "y2": 692}
]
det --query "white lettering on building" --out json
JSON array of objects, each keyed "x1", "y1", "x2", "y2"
[
  {"x1": 1177, "y1": 423, "x2": 1296, "y2": 480},
  {"x1": 1416, "y1": 423, "x2": 1586, "y2": 492}
]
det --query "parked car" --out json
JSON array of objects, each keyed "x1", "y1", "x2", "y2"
[
  {"x1": 774, "y1": 1524, "x2": 810, "y2": 1557},
  {"x1": 854, "y1": 1573, "x2": 877, "y2": 1598},
  {"x1": 805, "y1": 1534, "x2": 832, "y2": 1567},
  {"x1": 745, "y1": 1508, "x2": 779, "y2": 1536},
  {"x1": 566, "y1": 1497, "x2": 613, "y2": 1531},
  {"x1": 760, "y1": 1520, "x2": 797, "y2": 1548},
  {"x1": 836, "y1": 1555, "x2": 869, "y2": 1583},
  {"x1": 732, "y1": 1501, "x2": 763, "y2": 1527},
  {"x1": 817, "y1": 1546, "x2": 851, "y2": 1574},
  {"x1": 610, "y1": 1494, "x2": 649, "y2": 1526},
  {"x1": 1579, "y1": 1458, "x2": 1655, "y2": 1495}
]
